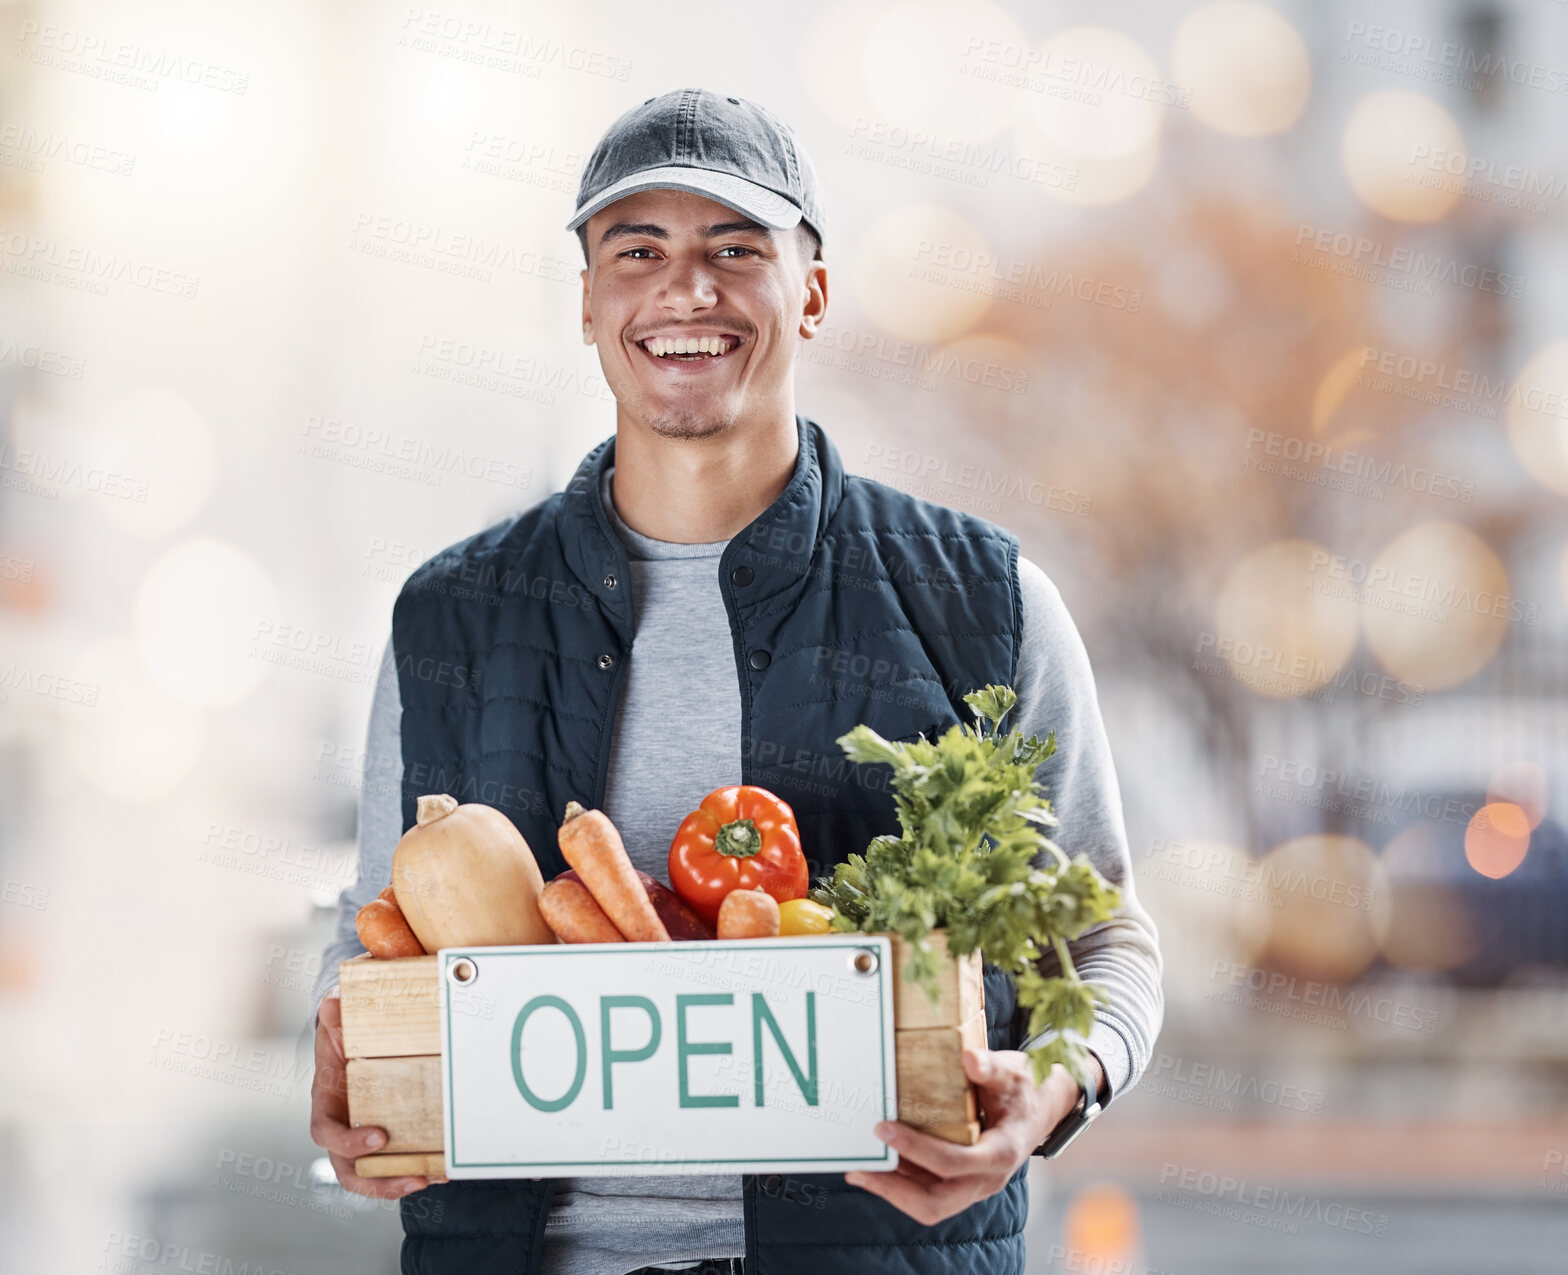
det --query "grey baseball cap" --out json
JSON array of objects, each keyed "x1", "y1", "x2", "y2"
[{"x1": 566, "y1": 88, "x2": 825, "y2": 249}]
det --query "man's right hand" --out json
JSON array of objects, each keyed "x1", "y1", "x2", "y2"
[{"x1": 310, "y1": 994, "x2": 445, "y2": 1198}]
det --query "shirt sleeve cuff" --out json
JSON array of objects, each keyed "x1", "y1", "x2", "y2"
[
  {"x1": 1085, "y1": 1016, "x2": 1133, "y2": 1107},
  {"x1": 1022, "y1": 1015, "x2": 1134, "y2": 1107}
]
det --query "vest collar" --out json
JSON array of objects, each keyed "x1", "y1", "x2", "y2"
[{"x1": 559, "y1": 412, "x2": 845, "y2": 637}]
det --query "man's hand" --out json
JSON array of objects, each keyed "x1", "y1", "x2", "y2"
[
  {"x1": 309, "y1": 995, "x2": 446, "y2": 1198},
  {"x1": 843, "y1": 1048, "x2": 1102, "y2": 1225}
]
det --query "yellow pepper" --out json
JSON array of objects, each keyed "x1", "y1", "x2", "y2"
[{"x1": 778, "y1": 898, "x2": 835, "y2": 936}]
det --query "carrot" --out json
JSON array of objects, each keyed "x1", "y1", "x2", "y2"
[
  {"x1": 557, "y1": 801, "x2": 670, "y2": 942},
  {"x1": 716, "y1": 888, "x2": 780, "y2": 940},
  {"x1": 378, "y1": 885, "x2": 397, "y2": 905},
  {"x1": 558, "y1": 868, "x2": 715, "y2": 941},
  {"x1": 356, "y1": 898, "x2": 426, "y2": 958},
  {"x1": 539, "y1": 877, "x2": 626, "y2": 943}
]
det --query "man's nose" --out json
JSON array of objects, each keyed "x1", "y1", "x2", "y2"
[{"x1": 658, "y1": 256, "x2": 717, "y2": 311}]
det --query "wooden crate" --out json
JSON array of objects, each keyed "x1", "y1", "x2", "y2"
[
  {"x1": 887, "y1": 931, "x2": 985, "y2": 1146},
  {"x1": 337, "y1": 931, "x2": 984, "y2": 1178}
]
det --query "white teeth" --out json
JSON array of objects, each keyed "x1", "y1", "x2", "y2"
[{"x1": 643, "y1": 335, "x2": 736, "y2": 358}]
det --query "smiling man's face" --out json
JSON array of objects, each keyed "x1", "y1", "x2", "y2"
[{"x1": 580, "y1": 187, "x2": 826, "y2": 441}]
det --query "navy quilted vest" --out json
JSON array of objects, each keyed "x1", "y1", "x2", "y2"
[{"x1": 391, "y1": 414, "x2": 1031, "y2": 1274}]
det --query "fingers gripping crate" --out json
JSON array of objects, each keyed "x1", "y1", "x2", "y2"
[{"x1": 338, "y1": 931, "x2": 984, "y2": 1179}]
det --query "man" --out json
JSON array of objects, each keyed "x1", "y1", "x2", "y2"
[{"x1": 309, "y1": 88, "x2": 1162, "y2": 1275}]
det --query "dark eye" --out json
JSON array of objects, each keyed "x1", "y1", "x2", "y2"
[
  {"x1": 716, "y1": 245, "x2": 757, "y2": 258},
  {"x1": 619, "y1": 246, "x2": 658, "y2": 259}
]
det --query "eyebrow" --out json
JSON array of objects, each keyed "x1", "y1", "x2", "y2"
[{"x1": 597, "y1": 218, "x2": 773, "y2": 249}]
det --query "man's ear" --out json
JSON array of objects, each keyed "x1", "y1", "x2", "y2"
[
  {"x1": 799, "y1": 260, "x2": 827, "y2": 339},
  {"x1": 581, "y1": 269, "x2": 594, "y2": 346}
]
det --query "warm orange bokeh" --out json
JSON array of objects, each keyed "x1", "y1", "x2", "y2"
[
  {"x1": 1063, "y1": 1181, "x2": 1141, "y2": 1264},
  {"x1": 1464, "y1": 803, "x2": 1531, "y2": 879}
]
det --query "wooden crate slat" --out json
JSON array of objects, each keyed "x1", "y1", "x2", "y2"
[
  {"x1": 355, "y1": 1151, "x2": 447, "y2": 1179},
  {"x1": 339, "y1": 954, "x2": 441, "y2": 1059},
  {"x1": 914, "y1": 1120, "x2": 981, "y2": 1146},
  {"x1": 894, "y1": 1009, "x2": 986, "y2": 1136},
  {"x1": 886, "y1": 933, "x2": 984, "y2": 1030},
  {"x1": 346, "y1": 1056, "x2": 444, "y2": 1153}
]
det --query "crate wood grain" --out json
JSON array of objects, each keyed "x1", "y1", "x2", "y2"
[
  {"x1": 339, "y1": 953, "x2": 440, "y2": 1057},
  {"x1": 887, "y1": 932, "x2": 984, "y2": 1031},
  {"x1": 340, "y1": 932, "x2": 986, "y2": 1177},
  {"x1": 893, "y1": 1009, "x2": 987, "y2": 1144},
  {"x1": 346, "y1": 1055, "x2": 444, "y2": 1152}
]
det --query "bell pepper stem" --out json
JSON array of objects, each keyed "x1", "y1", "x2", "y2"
[{"x1": 714, "y1": 817, "x2": 762, "y2": 859}]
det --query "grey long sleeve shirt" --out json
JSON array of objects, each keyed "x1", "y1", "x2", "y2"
[{"x1": 312, "y1": 463, "x2": 1163, "y2": 1273}]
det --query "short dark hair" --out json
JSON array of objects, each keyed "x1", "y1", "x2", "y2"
[
  {"x1": 797, "y1": 221, "x2": 823, "y2": 268},
  {"x1": 575, "y1": 219, "x2": 823, "y2": 271}
]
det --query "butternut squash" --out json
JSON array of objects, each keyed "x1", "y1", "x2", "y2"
[{"x1": 391, "y1": 794, "x2": 556, "y2": 949}]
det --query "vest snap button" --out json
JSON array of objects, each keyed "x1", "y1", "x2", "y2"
[
  {"x1": 748, "y1": 649, "x2": 770, "y2": 671},
  {"x1": 597, "y1": 653, "x2": 614, "y2": 670},
  {"x1": 603, "y1": 573, "x2": 617, "y2": 590},
  {"x1": 731, "y1": 565, "x2": 754, "y2": 586}
]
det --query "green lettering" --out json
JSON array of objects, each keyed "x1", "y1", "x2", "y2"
[
  {"x1": 511, "y1": 995, "x2": 585, "y2": 1112},
  {"x1": 677, "y1": 993, "x2": 738, "y2": 1108},
  {"x1": 752, "y1": 992, "x2": 818, "y2": 1106},
  {"x1": 600, "y1": 995, "x2": 661, "y2": 1109}
]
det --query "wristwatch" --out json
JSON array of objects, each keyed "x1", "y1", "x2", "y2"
[{"x1": 1034, "y1": 1066, "x2": 1105, "y2": 1160}]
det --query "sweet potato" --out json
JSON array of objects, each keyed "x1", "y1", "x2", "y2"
[{"x1": 716, "y1": 888, "x2": 780, "y2": 940}]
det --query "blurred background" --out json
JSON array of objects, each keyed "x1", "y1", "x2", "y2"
[{"x1": 2, "y1": 0, "x2": 1566, "y2": 1270}]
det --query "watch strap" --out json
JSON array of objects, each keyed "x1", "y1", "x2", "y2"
[{"x1": 1034, "y1": 1067, "x2": 1103, "y2": 1159}]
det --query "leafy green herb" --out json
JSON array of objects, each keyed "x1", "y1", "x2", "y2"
[{"x1": 811, "y1": 685, "x2": 1121, "y2": 1089}]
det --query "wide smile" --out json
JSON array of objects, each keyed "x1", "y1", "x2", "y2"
[{"x1": 632, "y1": 333, "x2": 746, "y2": 375}]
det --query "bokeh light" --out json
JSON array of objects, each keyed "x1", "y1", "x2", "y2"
[
  {"x1": 1464, "y1": 802, "x2": 1531, "y2": 879},
  {"x1": 1505, "y1": 339, "x2": 1568, "y2": 496},
  {"x1": 1020, "y1": 128, "x2": 1162, "y2": 207},
  {"x1": 1340, "y1": 90, "x2": 1466, "y2": 222},
  {"x1": 88, "y1": 388, "x2": 217, "y2": 539},
  {"x1": 1063, "y1": 1182, "x2": 1141, "y2": 1265},
  {"x1": 1173, "y1": 2, "x2": 1311, "y2": 138},
  {"x1": 864, "y1": 0, "x2": 1026, "y2": 139},
  {"x1": 1027, "y1": 27, "x2": 1164, "y2": 159},
  {"x1": 1360, "y1": 521, "x2": 1510, "y2": 691},
  {"x1": 133, "y1": 538, "x2": 280, "y2": 707},
  {"x1": 61, "y1": 640, "x2": 206, "y2": 802},
  {"x1": 1213, "y1": 539, "x2": 1360, "y2": 698},
  {"x1": 851, "y1": 204, "x2": 995, "y2": 343},
  {"x1": 1256, "y1": 835, "x2": 1383, "y2": 983}
]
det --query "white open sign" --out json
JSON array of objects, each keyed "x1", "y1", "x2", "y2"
[{"x1": 439, "y1": 937, "x2": 899, "y2": 1177}]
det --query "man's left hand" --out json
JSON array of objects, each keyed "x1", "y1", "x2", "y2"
[{"x1": 843, "y1": 1048, "x2": 1103, "y2": 1226}]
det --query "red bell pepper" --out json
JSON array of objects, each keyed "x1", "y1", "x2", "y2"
[{"x1": 667, "y1": 784, "x2": 808, "y2": 925}]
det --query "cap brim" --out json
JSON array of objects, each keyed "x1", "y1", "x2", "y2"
[{"x1": 565, "y1": 165, "x2": 803, "y2": 235}]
